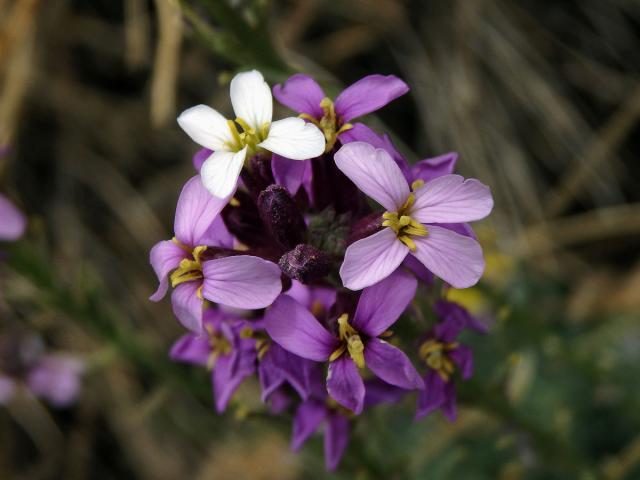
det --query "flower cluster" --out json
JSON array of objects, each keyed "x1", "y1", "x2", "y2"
[{"x1": 151, "y1": 70, "x2": 493, "y2": 470}]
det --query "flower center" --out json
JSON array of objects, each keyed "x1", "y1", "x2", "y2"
[
  {"x1": 226, "y1": 117, "x2": 270, "y2": 155},
  {"x1": 205, "y1": 324, "x2": 232, "y2": 370},
  {"x1": 240, "y1": 326, "x2": 270, "y2": 359},
  {"x1": 300, "y1": 97, "x2": 352, "y2": 153},
  {"x1": 418, "y1": 339, "x2": 458, "y2": 382},
  {"x1": 170, "y1": 239, "x2": 207, "y2": 289},
  {"x1": 382, "y1": 180, "x2": 428, "y2": 251},
  {"x1": 329, "y1": 313, "x2": 365, "y2": 369}
]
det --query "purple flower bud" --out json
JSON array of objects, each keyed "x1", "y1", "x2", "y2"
[
  {"x1": 221, "y1": 190, "x2": 270, "y2": 248},
  {"x1": 279, "y1": 244, "x2": 331, "y2": 284},
  {"x1": 241, "y1": 152, "x2": 275, "y2": 199},
  {"x1": 258, "y1": 185, "x2": 306, "y2": 250},
  {"x1": 347, "y1": 212, "x2": 382, "y2": 246}
]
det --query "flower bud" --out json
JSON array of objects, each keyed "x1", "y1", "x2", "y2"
[
  {"x1": 241, "y1": 152, "x2": 275, "y2": 199},
  {"x1": 221, "y1": 190, "x2": 269, "y2": 248},
  {"x1": 258, "y1": 185, "x2": 306, "y2": 250},
  {"x1": 279, "y1": 244, "x2": 331, "y2": 284},
  {"x1": 347, "y1": 212, "x2": 382, "y2": 246}
]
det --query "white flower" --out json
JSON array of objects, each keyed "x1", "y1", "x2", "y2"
[{"x1": 177, "y1": 70, "x2": 326, "y2": 198}]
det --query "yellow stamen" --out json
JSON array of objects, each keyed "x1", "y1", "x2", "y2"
[
  {"x1": 310, "y1": 300, "x2": 325, "y2": 318},
  {"x1": 169, "y1": 245, "x2": 207, "y2": 287},
  {"x1": 229, "y1": 197, "x2": 241, "y2": 207},
  {"x1": 419, "y1": 339, "x2": 458, "y2": 382},
  {"x1": 224, "y1": 117, "x2": 270, "y2": 156},
  {"x1": 411, "y1": 179, "x2": 425, "y2": 191},
  {"x1": 382, "y1": 188, "x2": 428, "y2": 251},
  {"x1": 300, "y1": 97, "x2": 352, "y2": 153},
  {"x1": 330, "y1": 314, "x2": 366, "y2": 369},
  {"x1": 206, "y1": 329, "x2": 232, "y2": 370}
]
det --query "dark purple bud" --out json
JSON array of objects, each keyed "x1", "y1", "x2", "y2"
[
  {"x1": 347, "y1": 212, "x2": 382, "y2": 246},
  {"x1": 258, "y1": 185, "x2": 306, "y2": 250},
  {"x1": 311, "y1": 153, "x2": 369, "y2": 215},
  {"x1": 279, "y1": 244, "x2": 331, "y2": 284},
  {"x1": 221, "y1": 190, "x2": 270, "y2": 248},
  {"x1": 241, "y1": 152, "x2": 275, "y2": 199}
]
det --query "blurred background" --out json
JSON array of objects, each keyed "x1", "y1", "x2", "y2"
[{"x1": 1, "y1": 0, "x2": 639, "y2": 478}]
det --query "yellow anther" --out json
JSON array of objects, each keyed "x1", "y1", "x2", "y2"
[
  {"x1": 399, "y1": 235, "x2": 417, "y2": 251},
  {"x1": 399, "y1": 193, "x2": 416, "y2": 212},
  {"x1": 206, "y1": 329, "x2": 232, "y2": 370},
  {"x1": 411, "y1": 179, "x2": 425, "y2": 191},
  {"x1": 383, "y1": 189, "x2": 428, "y2": 248},
  {"x1": 235, "y1": 117, "x2": 253, "y2": 133},
  {"x1": 224, "y1": 118, "x2": 270, "y2": 156},
  {"x1": 310, "y1": 300, "x2": 325, "y2": 318},
  {"x1": 419, "y1": 339, "x2": 458, "y2": 382},
  {"x1": 226, "y1": 119, "x2": 242, "y2": 150},
  {"x1": 229, "y1": 197, "x2": 241, "y2": 207},
  {"x1": 239, "y1": 326, "x2": 254, "y2": 339},
  {"x1": 169, "y1": 245, "x2": 207, "y2": 287},
  {"x1": 334, "y1": 314, "x2": 366, "y2": 369},
  {"x1": 196, "y1": 285, "x2": 204, "y2": 300},
  {"x1": 256, "y1": 339, "x2": 270, "y2": 360},
  {"x1": 347, "y1": 335, "x2": 365, "y2": 369},
  {"x1": 329, "y1": 344, "x2": 347, "y2": 362}
]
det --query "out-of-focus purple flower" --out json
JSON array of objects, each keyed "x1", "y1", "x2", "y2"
[
  {"x1": 415, "y1": 300, "x2": 485, "y2": 422},
  {"x1": 0, "y1": 332, "x2": 84, "y2": 407},
  {"x1": 27, "y1": 356, "x2": 85, "y2": 407},
  {"x1": 0, "y1": 194, "x2": 26, "y2": 241},
  {"x1": 170, "y1": 309, "x2": 257, "y2": 413},
  {"x1": 265, "y1": 269, "x2": 423, "y2": 414},
  {"x1": 149, "y1": 175, "x2": 282, "y2": 333},
  {"x1": 271, "y1": 73, "x2": 409, "y2": 196},
  {"x1": 335, "y1": 142, "x2": 493, "y2": 291}
]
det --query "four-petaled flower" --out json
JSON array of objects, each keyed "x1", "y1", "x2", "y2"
[
  {"x1": 271, "y1": 73, "x2": 409, "y2": 195},
  {"x1": 415, "y1": 300, "x2": 486, "y2": 421},
  {"x1": 177, "y1": 70, "x2": 326, "y2": 198},
  {"x1": 335, "y1": 142, "x2": 493, "y2": 290},
  {"x1": 265, "y1": 269, "x2": 424, "y2": 414},
  {"x1": 149, "y1": 175, "x2": 282, "y2": 334},
  {"x1": 170, "y1": 309, "x2": 257, "y2": 413}
]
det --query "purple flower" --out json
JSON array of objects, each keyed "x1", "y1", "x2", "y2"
[
  {"x1": 291, "y1": 365, "x2": 405, "y2": 470},
  {"x1": 335, "y1": 142, "x2": 493, "y2": 290},
  {"x1": 149, "y1": 175, "x2": 282, "y2": 333},
  {"x1": 257, "y1": 341, "x2": 314, "y2": 404},
  {"x1": 415, "y1": 301, "x2": 485, "y2": 421},
  {"x1": 170, "y1": 309, "x2": 257, "y2": 413},
  {"x1": 256, "y1": 280, "x2": 337, "y2": 404},
  {"x1": 265, "y1": 269, "x2": 423, "y2": 414},
  {"x1": 0, "y1": 333, "x2": 84, "y2": 408},
  {"x1": 271, "y1": 73, "x2": 409, "y2": 196},
  {"x1": 26, "y1": 356, "x2": 85, "y2": 407},
  {"x1": 0, "y1": 194, "x2": 26, "y2": 241}
]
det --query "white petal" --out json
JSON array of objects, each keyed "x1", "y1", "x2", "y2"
[
  {"x1": 177, "y1": 105, "x2": 234, "y2": 151},
  {"x1": 258, "y1": 117, "x2": 325, "y2": 160},
  {"x1": 200, "y1": 147, "x2": 247, "y2": 199},
  {"x1": 230, "y1": 70, "x2": 273, "y2": 130}
]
